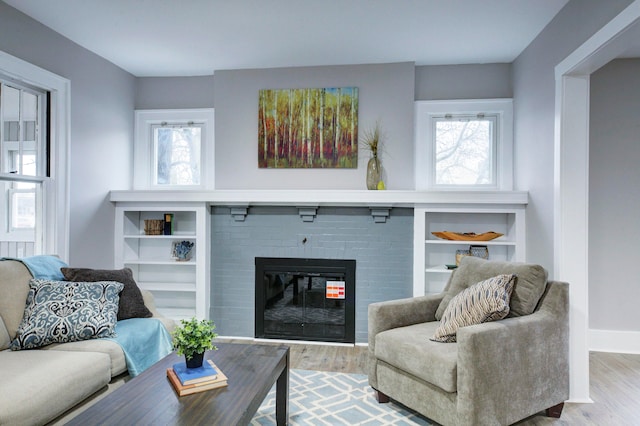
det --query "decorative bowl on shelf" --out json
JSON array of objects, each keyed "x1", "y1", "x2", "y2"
[{"x1": 431, "y1": 231, "x2": 504, "y2": 241}]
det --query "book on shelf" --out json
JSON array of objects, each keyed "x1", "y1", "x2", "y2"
[
  {"x1": 163, "y1": 213, "x2": 174, "y2": 235},
  {"x1": 167, "y1": 360, "x2": 228, "y2": 397},
  {"x1": 173, "y1": 359, "x2": 218, "y2": 385}
]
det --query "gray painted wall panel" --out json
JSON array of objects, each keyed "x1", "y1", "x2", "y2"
[
  {"x1": 135, "y1": 75, "x2": 215, "y2": 109},
  {"x1": 512, "y1": 0, "x2": 633, "y2": 274},
  {"x1": 0, "y1": 2, "x2": 135, "y2": 267},
  {"x1": 213, "y1": 63, "x2": 415, "y2": 190},
  {"x1": 589, "y1": 59, "x2": 640, "y2": 331},
  {"x1": 415, "y1": 63, "x2": 512, "y2": 100},
  {"x1": 210, "y1": 206, "x2": 413, "y2": 343}
]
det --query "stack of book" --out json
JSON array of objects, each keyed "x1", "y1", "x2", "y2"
[{"x1": 167, "y1": 359, "x2": 228, "y2": 396}]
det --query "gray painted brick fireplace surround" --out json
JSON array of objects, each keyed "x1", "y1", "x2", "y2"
[{"x1": 210, "y1": 206, "x2": 414, "y2": 343}]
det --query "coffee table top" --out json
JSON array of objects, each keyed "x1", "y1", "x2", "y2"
[{"x1": 67, "y1": 342, "x2": 289, "y2": 425}]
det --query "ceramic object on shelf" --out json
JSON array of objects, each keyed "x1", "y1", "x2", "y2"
[{"x1": 172, "y1": 240, "x2": 194, "y2": 261}]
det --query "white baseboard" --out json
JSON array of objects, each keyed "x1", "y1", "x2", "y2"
[{"x1": 589, "y1": 329, "x2": 640, "y2": 354}]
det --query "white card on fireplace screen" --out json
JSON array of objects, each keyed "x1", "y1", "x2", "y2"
[{"x1": 326, "y1": 281, "x2": 345, "y2": 299}]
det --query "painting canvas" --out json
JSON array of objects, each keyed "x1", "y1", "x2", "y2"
[{"x1": 258, "y1": 87, "x2": 358, "y2": 168}]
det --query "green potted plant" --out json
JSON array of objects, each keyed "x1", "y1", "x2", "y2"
[{"x1": 171, "y1": 317, "x2": 218, "y2": 368}]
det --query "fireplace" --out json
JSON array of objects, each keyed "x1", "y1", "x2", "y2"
[{"x1": 255, "y1": 257, "x2": 356, "y2": 343}]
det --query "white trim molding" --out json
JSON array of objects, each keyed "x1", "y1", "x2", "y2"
[
  {"x1": 554, "y1": 0, "x2": 640, "y2": 403},
  {"x1": 134, "y1": 108, "x2": 215, "y2": 190},
  {"x1": 590, "y1": 329, "x2": 640, "y2": 355},
  {"x1": 414, "y1": 99, "x2": 513, "y2": 191}
]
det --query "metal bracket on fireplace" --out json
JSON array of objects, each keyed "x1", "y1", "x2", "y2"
[
  {"x1": 370, "y1": 207, "x2": 391, "y2": 223},
  {"x1": 229, "y1": 206, "x2": 248, "y2": 222},
  {"x1": 297, "y1": 206, "x2": 318, "y2": 222}
]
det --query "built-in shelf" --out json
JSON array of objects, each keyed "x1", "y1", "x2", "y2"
[
  {"x1": 414, "y1": 206, "x2": 527, "y2": 296},
  {"x1": 114, "y1": 203, "x2": 210, "y2": 321},
  {"x1": 124, "y1": 260, "x2": 197, "y2": 266}
]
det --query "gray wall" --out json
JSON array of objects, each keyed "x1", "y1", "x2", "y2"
[
  {"x1": 589, "y1": 59, "x2": 640, "y2": 331},
  {"x1": 0, "y1": 2, "x2": 135, "y2": 268},
  {"x1": 415, "y1": 63, "x2": 512, "y2": 100},
  {"x1": 512, "y1": 0, "x2": 633, "y2": 273},
  {"x1": 214, "y1": 62, "x2": 415, "y2": 190},
  {"x1": 210, "y1": 207, "x2": 414, "y2": 343},
  {"x1": 135, "y1": 75, "x2": 215, "y2": 109}
]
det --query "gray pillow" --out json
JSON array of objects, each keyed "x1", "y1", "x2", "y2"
[
  {"x1": 10, "y1": 279, "x2": 123, "y2": 350},
  {"x1": 61, "y1": 267, "x2": 152, "y2": 320},
  {"x1": 435, "y1": 256, "x2": 548, "y2": 320}
]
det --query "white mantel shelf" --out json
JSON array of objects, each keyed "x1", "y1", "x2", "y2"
[{"x1": 109, "y1": 190, "x2": 528, "y2": 207}]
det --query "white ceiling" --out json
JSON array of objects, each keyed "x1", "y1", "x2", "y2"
[{"x1": 4, "y1": 0, "x2": 569, "y2": 77}]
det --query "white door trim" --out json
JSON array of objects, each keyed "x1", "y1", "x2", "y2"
[{"x1": 554, "y1": 0, "x2": 640, "y2": 402}]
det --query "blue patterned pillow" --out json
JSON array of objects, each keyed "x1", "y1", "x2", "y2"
[{"x1": 10, "y1": 279, "x2": 124, "y2": 350}]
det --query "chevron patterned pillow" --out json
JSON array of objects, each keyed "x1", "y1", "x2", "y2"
[{"x1": 431, "y1": 274, "x2": 516, "y2": 343}]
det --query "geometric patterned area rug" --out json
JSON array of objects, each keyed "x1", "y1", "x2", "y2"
[{"x1": 250, "y1": 369, "x2": 433, "y2": 425}]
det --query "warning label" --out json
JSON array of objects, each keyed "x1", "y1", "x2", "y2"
[{"x1": 326, "y1": 281, "x2": 345, "y2": 299}]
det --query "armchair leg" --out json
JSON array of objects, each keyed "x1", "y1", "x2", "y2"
[
  {"x1": 546, "y1": 402, "x2": 564, "y2": 418},
  {"x1": 373, "y1": 388, "x2": 390, "y2": 403}
]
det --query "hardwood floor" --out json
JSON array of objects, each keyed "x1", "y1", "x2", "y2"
[{"x1": 223, "y1": 340, "x2": 640, "y2": 425}]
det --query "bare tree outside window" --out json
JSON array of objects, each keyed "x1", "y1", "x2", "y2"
[
  {"x1": 154, "y1": 126, "x2": 201, "y2": 186},
  {"x1": 434, "y1": 117, "x2": 495, "y2": 186}
]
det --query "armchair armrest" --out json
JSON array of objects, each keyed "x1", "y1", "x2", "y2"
[
  {"x1": 368, "y1": 293, "x2": 443, "y2": 351},
  {"x1": 456, "y1": 282, "x2": 569, "y2": 426}
]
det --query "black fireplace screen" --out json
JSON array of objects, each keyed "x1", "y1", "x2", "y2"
[{"x1": 255, "y1": 257, "x2": 356, "y2": 343}]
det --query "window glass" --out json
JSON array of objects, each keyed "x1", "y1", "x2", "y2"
[
  {"x1": 433, "y1": 116, "x2": 496, "y2": 186},
  {"x1": 153, "y1": 125, "x2": 202, "y2": 186},
  {"x1": 1, "y1": 79, "x2": 45, "y2": 236}
]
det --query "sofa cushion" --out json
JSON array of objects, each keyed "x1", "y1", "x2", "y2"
[
  {"x1": 436, "y1": 256, "x2": 548, "y2": 320},
  {"x1": 61, "y1": 267, "x2": 153, "y2": 320},
  {"x1": 0, "y1": 259, "x2": 32, "y2": 339},
  {"x1": 10, "y1": 279, "x2": 123, "y2": 350},
  {"x1": 431, "y1": 274, "x2": 516, "y2": 343},
  {"x1": 375, "y1": 322, "x2": 458, "y2": 393},
  {"x1": 42, "y1": 338, "x2": 128, "y2": 377},
  {"x1": 0, "y1": 319, "x2": 10, "y2": 351},
  {"x1": 0, "y1": 349, "x2": 111, "y2": 426}
]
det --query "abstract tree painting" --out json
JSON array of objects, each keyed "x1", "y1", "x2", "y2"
[{"x1": 258, "y1": 87, "x2": 358, "y2": 168}]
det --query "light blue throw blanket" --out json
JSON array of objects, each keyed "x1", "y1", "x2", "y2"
[
  {"x1": 108, "y1": 318, "x2": 174, "y2": 377},
  {"x1": 1, "y1": 255, "x2": 67, "y2": 280}
]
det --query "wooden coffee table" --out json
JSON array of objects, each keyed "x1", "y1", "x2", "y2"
[{"x1": 67, "y1": 343, "x2": 289, "y2": 425}]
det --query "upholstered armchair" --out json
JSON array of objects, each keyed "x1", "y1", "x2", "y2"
[{"x1": 368, "y1": 257, "x2": 569, "y2": 426}]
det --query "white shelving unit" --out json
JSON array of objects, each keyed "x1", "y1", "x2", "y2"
[
  {"x1": 114, "y1": 202, "x2": 210, "y2": 321},
  {"x1": 413, "y1": 205, "x2": 526, "y2": 296}
]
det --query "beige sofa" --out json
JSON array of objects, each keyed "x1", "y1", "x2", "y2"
[{"x1": 0, "y1": 260, "x2": 175, "y2": 426}]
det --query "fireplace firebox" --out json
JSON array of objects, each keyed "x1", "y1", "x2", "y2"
[{"x1": 255, "y1": 257, "x2": 355, "y2": 343}]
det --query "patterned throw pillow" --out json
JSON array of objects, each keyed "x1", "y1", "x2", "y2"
[
  {"x1": 10, "y1": 279, "x2": 124, "y2": 350},
  {"x1": 431, "y1": 274, "x2": 516, "y2": 343}
]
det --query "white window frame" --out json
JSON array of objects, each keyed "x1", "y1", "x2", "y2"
[
  {"x1": 414, "y1": 99, "x2": 513, "y2": 191},
  {"x1": 134, "y1": 109, "x2": 214, "y2": 190},
  {"x1": 0, "y1": 50, "x2": 70, "y2": 259}
]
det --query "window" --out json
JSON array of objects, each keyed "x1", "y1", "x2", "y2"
[
  {"x1": 0, "y1": 50, "x2": 69, "y2": 259},
  {"x1": 0, "y1": 77, "x2": 47, "y2": 240},
  {"x1": 134, "y1": 109, "x2": 214, "y2": 190},
  {"x1": 415, "y1": 99, "x2": 513, "y2": 190}
]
